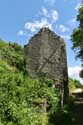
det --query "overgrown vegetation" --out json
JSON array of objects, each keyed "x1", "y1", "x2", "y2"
[
  {"x1": 69, "y1": 78, "x2": 82, "y2": 94},
  {"x1": 71, "y1": 2, "x2": 83, "y2": 78},
  {"x1": 0, "y1": 38, "x2": 82, "y2": 125},
  {"x1": 0, "y1": 39, "x2": 59, "y2": 125},
  {"x1": 71, "y1": 3, "x2": 83, "y2": 60},
  {"x1": 0, "y1": 39, "x2": 24, "y2": 71},
  {"x1": 0, "y1": 2, "x2": 83, "y2": 125}
]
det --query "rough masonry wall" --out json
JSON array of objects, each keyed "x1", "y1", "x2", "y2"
[{"x1": 24, "y1": 28, "x2": 68, "y2": 104}]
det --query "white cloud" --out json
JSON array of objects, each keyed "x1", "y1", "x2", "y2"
[
  {"x1": 75, "y1": 3, "x2": 81, "y2": 11},
  {"x1": 40, "y1": 7, "x2": 59, "y2": 22},
  {"x1": 68, "y1": 66, "x2": 81, "y2": 76},
  {"x1": 41, "y1": 7, "x2": 48, "y2": 17},
  {"x1": 24, "y1": 18, "x2": 53, "y2": 32},
  {"x1": 18, "y1": 7, "x2": 59, "y2": 35},
  {"x1": 44, "y1": 0, "x2": 56, "y2": 6},
  {"x1": 70, "y1": 18, "x2": 76, "y2": 24},
  {"x1": 61, "y1": 35, "x2": 70, "y2": 40},
  {"x1": 17, "y1": 30, "x2": 24, "y2": 36},
  {"x1": 51, "y1": 10, "x2": 59, "y2": 21},
  {"x1": 68, "y1": 66, "x2": 83, "y2": 83},
  {"x1": 59, "y1": 24, "x2": 69, "y2": 33},
  {"x1": 68, "y1": 18, "x2": 77, "y2": 27},
  {"x1": 24, "y1": 7, "x2": 59, "y2": 33},
  {"x1": 17, "y1": 30, "x2": 28, "y2": 36}
]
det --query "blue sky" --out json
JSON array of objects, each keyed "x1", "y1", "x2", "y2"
[{"x1": 0, "y1": 0, "x2": 83, "y2": 82}]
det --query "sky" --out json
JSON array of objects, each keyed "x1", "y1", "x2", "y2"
[{"x1": 0, "y1": 0, "x2": 83, "y2": 83}]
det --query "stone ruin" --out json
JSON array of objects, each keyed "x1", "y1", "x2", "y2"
[{"x1": 24, "y1": 28, "x2": 69, "y2": 106}]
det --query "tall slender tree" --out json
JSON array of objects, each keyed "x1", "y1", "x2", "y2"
[
  {"x1": 71, "y1": 1, "x2": 83, "y2": 78},
  {"x1": 71, "y1": 2, "x2": 83, "y2": 60}
]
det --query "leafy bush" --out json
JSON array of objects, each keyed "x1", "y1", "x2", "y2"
[
  {"x1": 0, "y1": 38, "x2": 80, "y2": 125},
  {"x1": 0, "y1": 66, "x2": 58, "y2": 125}
]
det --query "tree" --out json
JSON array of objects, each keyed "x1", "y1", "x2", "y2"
[
  {"x1": 71, "y1": 3, "x2": 83, "y2": 60},
  {"x1": 71, "y1": 2, "x2": 83, "y2": 78}
]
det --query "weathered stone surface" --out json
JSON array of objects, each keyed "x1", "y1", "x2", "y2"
[{"x1": 24, "y1": 27, "x2": 69, "y2": 104}]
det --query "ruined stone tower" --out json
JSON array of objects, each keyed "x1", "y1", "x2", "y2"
[{"x1": 24, "y1": 28, "x2": 69, "y2": 105}]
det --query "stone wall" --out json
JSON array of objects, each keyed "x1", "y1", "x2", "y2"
[{"x1": 24, "y1": 28, "x2": 69, "y2": 105}]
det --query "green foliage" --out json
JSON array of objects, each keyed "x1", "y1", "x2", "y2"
[
  {"x1": 69, "y1": 78, "x2": 82, "y2": 94},
  {"x1": 74, "y1": 79, "x2": 82, "y2": 88},
  {"x1": 49, "y1": 108, "x2": 72, "y2": 125},
  {"x1": 71, "y1": 3, "x2": 83, "y2": 61},
  {"x1": 0, "y1": 38, "x2": 82, "y2": 125},
  {"x1": 0, "y1": 69, "x2": 58, "y2": 125},
  {"x1": 0, "y1": 39, "x2": 58, "y2": 124},
  {"x1": 69, "y1": 78, "x2": 76, "y2": 93},
  {"x1": 80, "y1": 69, "x2": 83, "y2": 78},
  {"x1": 0, "y1": 39, "x2": 24, "y2": 72}
]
